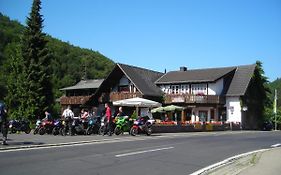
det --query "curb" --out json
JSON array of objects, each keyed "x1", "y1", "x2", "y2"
[{"x1": 190, "y1": 148, "x2": 270, "y2": 175}]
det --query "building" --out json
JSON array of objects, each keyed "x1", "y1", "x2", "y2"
[
  {"x1": 155, "y1": 64, "x2": 257, "y2": 129},
  {"x1": 66, "y1": 63, "x2": 260, "y2": 129},
  {"x1": 88, "y1": 63, "x2": 164, "y2": 105},
  {"x1": 60, "y1": 79, "x2": 104, "y2": 115}
]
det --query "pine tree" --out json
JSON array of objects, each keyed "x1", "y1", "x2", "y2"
[{"x1": 21, "y1": 0, "x2": 53, "y2": 120}]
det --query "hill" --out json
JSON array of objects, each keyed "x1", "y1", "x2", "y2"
[{"x1": 0, "y1": 13, "x2": 115, "y2": 101}]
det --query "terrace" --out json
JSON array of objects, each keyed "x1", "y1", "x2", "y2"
[{"x1": 164, "y1": 94, "x2": 225, "y2": 104}]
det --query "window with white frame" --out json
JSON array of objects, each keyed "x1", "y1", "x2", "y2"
[{"x1": 191, "y1": 84, "x2": 207, "y2": 95}]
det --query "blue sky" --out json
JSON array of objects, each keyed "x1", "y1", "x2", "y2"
[{"x1": 0, "y1": 0, "x2": 280, "y2": 81}]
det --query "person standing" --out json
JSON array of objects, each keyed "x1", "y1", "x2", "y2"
[
  {"x1": 117, "y1": 106, "x2": 125, "y2": 117},
  {"x1": 62, "y1": 105, "x2": 74, "y2": 135},
  {"x1": 104, "y1": 103, "x2": 112, "y2": 136},
  {"x1": 0, "y1": 101, "x2": 8, "y2": 145}
]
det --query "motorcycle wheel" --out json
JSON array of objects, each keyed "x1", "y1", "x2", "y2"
[
  {"x1": 61, "y1": 128, "x2": 67, "y2": 136},
  {"x1": 146, "y1": 128, "x2": 152, "y2": 136},
  {"x1": 130, "y1": 127, "x2": 138, "y2": 136},
  {"x1": 33, "y1": 128, "x2": 38, "y2": 135},
  {"x1": 99, "y1": 126, "x2": 104, "y2": 135},
  {"x1": 25, "y1": 127, "x2": 31, "y2": 134},
  {"x1": 11, "y1": 128, "x2": 17, "y2": 134},
  {"x1": 86, "y1": 127, "x2": 93, "y2": 135},
  {"x1": 52, "y1": 128, "x2": 59, "y2": 136},
  {"x1": 39, "y1": 128, "x2": 46, "y2": 135},
  {"x1": 114, "y1": 127, "x2": 122, "y2": 135}
]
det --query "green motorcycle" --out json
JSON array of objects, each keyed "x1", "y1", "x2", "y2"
[{"x1": 114, "y1": 116, "x2": 132, "y2": 135}]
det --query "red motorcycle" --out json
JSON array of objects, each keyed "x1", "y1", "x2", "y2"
[
  {"x1": 38, "y1": 120, "x2": 54, "y2": 135},
  {"x1": 130, "y1": 116, "x2": 154, "y2": 136}
]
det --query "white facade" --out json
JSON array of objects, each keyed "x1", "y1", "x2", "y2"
[
  {"x1": 225, "y1": 96, "x2": 242, "y2": 122},
  {"x1": 208, "y1": 78, "x2": 224, "y2": 95},
  {"x1": 159, "y1": 78, "x2": 224, "y2": 96}
]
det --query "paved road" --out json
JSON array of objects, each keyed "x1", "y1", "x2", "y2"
[{"x1": 0, "y1": 131, "x2": 280, "y2": 175}]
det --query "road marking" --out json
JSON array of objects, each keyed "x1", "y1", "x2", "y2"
[
  {"x1": 115, "y1": 146, "x2": 174, "y2": 157},
  {"x1": 271, "y1": 143, "x2": 281, "y2": 148}
]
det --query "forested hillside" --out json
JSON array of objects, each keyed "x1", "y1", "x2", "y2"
[{"x1": 0, "y1": 13, "x2": 115, "y2": 101}]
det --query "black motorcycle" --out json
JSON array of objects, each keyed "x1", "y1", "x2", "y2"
[
  {"x1": 71, "y1": 118, "x2": 86, "y2": 135},
  {"x1": 52, "y1": 119, "x2": 64, "y2": 135},
  {"x1": 9, "y1": 120, "x2": 31, "y2": 134}
]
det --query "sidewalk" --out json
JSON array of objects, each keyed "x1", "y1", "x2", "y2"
[{"x1": 205, "y1": 147, "x2": 281, "y2": 175}]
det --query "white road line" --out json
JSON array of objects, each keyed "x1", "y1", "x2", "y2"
[
  {"x1": 115, "y1": 146, "x2": 174, "y2": 157},
  {"x1": 271, "y1": 143, "x2": 281, "y2": 148}
]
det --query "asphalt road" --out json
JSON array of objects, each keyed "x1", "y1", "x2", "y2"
[{"x1": 0, "y1": 131, "x2": 280, "y2": 175}]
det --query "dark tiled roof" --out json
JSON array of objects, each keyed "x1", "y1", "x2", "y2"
[
  {"x1": 60, "y1": 79, "x2": 104, "y2": 91},
  {"x1": 118, "y1": 63, "x2": 164, "y2": 96},
  {"x1": 226, "y1": 64, "x2": 256, "y2": 96},
  {"x1": 156, "y1": 66, "x2": 236, "y2": 84}
]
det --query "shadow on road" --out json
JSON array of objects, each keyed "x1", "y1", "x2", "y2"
[{"x1": 0, "y1": 138, "x2": 44, "y2": 147}]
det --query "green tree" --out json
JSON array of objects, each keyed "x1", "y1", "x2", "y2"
[
  {"x1": 242, "y1": 61, "x2": 271, "y2": 129},
  {"x1": 21, "y1": 0, "x2": 53, "y2": 119},
  {"x1": 4, "y1": 43, "x2": 29, "y2": 119}
]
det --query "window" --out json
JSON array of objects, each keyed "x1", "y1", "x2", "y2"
[
  {"x1": 191, "y1": 84, "x2": 207, "y2": 95},
  {"x1": 171, "y1": 85, "x2": 179, "y2": 94}
]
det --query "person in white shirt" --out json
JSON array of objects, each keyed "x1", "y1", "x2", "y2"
[{"x1": 62, "y1": 105, "x2": 74, "y2": 135}]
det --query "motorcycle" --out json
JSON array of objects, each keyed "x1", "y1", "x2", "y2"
[
  {"x1": 38, "y1": 119, "x2": 54, "y2": 135},
  {"x1": 71, "y1": 117, "x2": 86, "y2": 135},
  {"x1": 52, "y1": 119, "x2": 64, "y2": 135},
  {"x1": 9, "y1": 120, "x2": 31, "y2": 134},
  {"x1": 33, "y1": 119, "x2": 42, "y2": 135},
  {"x1": 99, "y1": 116, "x2": 114, "y2": 136},
  {"x1": 130, "y1": 116, "x2": 154, "y2": 136},
  {"x1": 114, "y1": 116, "x2": 132, "y2": 135},
  {"x1": 86, "y1": 116, "x2": 101, "y2": 135}
]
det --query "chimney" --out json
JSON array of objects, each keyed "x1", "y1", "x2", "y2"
[{"x1": 180, "y1": 66, "x2": 187, "y2": 71}]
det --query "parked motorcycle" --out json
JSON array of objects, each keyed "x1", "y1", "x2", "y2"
[
  {"x1": 71, "y1": 118, "x2": 86, "y2": 135},
  {"x1": 130, "y1": 116, "x2": 154, "y2": 136},
  {"x1": 86, "y1": 116, "x2": 101, "y2": 135},
  {"x1": 98, "y1": 116, "x2": 106, "y2": 135},
  {"x1": 33, "y1": 119, "x2": 42, "y2": 135},
  {"x1": 114, "y1": 116, "x2": 132, "y2": 135},
  {"x1": 9, "y1": 120, "x2": 31, "y2": 134},
  {"x1": 52, "y1": 119, "x2": 64, "y2": 135},
  {"x1": 98, "y1": 116, "x2": 114, "y2": 136},
  {"x1": 38, "y1": 120, "x2": 54, "y2": 135}
]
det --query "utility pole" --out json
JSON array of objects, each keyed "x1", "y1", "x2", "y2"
[{"x1": 274, "y1": 89, "x2": 277, "y2": 130}]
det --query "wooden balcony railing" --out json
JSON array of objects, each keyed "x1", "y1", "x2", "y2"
[
  {"x1": 164, "y1": 94, "x2": 225, "y2": 104},
  {"x1": 110, "y1": 92, "x2": 142, "y2": 102},
  {"x1": 60, "y1": 95, "x2": 91, "y2": 105}
]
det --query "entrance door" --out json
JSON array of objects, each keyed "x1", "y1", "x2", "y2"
[{"x1": 199, "y1": 111, "x2": 208, "y2": 122}]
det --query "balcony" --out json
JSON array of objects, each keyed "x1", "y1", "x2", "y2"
[
  {"x1": 164, "y1": 94, "x2": 225, "y2": 104},
  {"x1": 60, "y1": 95, "x2": 91, "y2": 105},
  {"x1": 110, "y1": 92, "x2": 142, "y2": 102}
]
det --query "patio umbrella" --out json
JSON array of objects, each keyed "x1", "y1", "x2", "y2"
[
  {"x1": 151, "y1": 106, "x2": 165, "y2": 113},
  {"x1": 113, "y1": 97, "x2": 161, "y2": 108},
  {"x1": 113, "y1": 97, "x2": 162, "y2": 117},
  {"x1": 163, "y1": 105, "x2": 185, "y2": 112}
]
